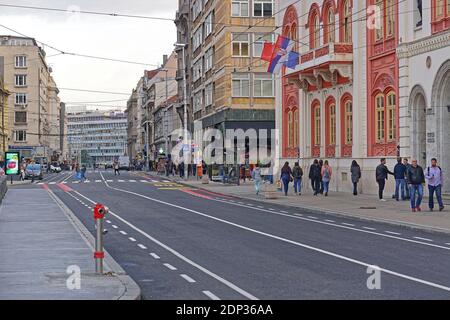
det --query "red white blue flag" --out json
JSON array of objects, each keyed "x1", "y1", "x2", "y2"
[{"x1": 261, "y1": 35, "x2": 299, "y2": 74}]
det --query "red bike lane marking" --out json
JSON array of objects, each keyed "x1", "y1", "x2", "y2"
[
  {"x1": 41, "y1": 184, "x2": 49, "y2": 191},
  {"x1": 56, "y1": 183, "x2": 72, "y2": 193},
  {"x1": 180, "y1": 189, "x2": 213, "y2": 200}
]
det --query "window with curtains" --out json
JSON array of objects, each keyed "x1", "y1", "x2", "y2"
[
  {"x1": 344, "y1": 101, "x2": 353, "y2": 144},
  {"x1": 386, "y1": 0, "x2": 394, "y2": 37},
  {"x1": 329, "y1": 104, "x2": 336, "y2": 145},
  {"x1": 294, "y1": 110, "x2": 299, "y2": 147},
  {"x1": 387, "y1": 92, "x2": 396, "y2": 141},
  {"x1": 376, "y1": 94, "x2": 385, "y2": 142},
  {"x1": 314, "y1": 105, "x2": 321, "y2": 146},
  {"x1": 288, "y1": 111, "x2": 293, "y2": 148},
  {"x1": 327, "y1": 8, "x2": 335, "y2": 43},
  {"x1": 343, "y1": 0, "x2": 352, "y2": 42},
  {"x1": 375, "y1": 0, "x2": 384, "y2": 41}
]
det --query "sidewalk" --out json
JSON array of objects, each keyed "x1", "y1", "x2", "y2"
[
  {"x1": 149, "y1": 172, "x2": 450, "y2": 235},
  {"x1": 0, "y1": 188, "x2": 140, "y2": 300}
]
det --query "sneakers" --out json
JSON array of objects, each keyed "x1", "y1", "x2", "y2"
[
  {"x1": 379, "y1": 199, "x2": 387, "y2": 202},
  {"x1": 440, "y1": 206, "x2": 445, "y2": 212}
]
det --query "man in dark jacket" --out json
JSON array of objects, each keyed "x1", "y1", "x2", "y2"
[
  {"x1": 309, "y1": 159, "x2": 321, "y2": 196},
  {"x1": 375, "y1": 158, "x2": 394, "y2": 201},
  {"x1": 394, "y1": 157, "x2": 407, "y2": 201},
  {"x1": 406, "y1": 159, "x2": 425, "y2": 212}
]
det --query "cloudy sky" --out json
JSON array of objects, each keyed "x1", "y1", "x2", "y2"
[{"x1": 0, "y1": 0, "x2": 178, "y2": 111}]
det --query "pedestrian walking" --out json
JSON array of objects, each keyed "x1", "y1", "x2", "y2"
[
  {"x1": 114, "y1": 161, "x2": 120, "y2": 176},
  {"x1": 179, "y1": 162, "x2": 185, "y2": 178},
  {"x1": 20, "y1": 164, "x2": 25, "y2": 181},
  {"x1": 321, "y1": 160, "x2": 332, "y2": 196},
  {"x1": 406, "y1": 159, "x2": 425, "y2": 212},
  {"x1": 280, "y1": 162, "x2": 293, "y2": 196},
  {"x1": 318, "y1": 159, "x2": 324, "y2": 194},
  {"x1": 309, "y1": 159, "x2": 321, "y2": 196},
  {"x1": 403, "y1": 158, "x2": 411, "y2": 199},
  {"x1": 81, "y1": 165, "x2": 87, "y2": 182},
  {"x1": 425, "y1": 158, "x2": 445, "y2": 212},
  {"x1": 252, "y1": 165, "x2": 263, "y2": 195},
  {"x1": 292, "y1": 162, "x2": 303, "y2": 195},
  {"x1": 375, "y1": 158, "x2": 394, "y2": 201},
  {"x1": 350, "y1": 160, "x2": 361, "y2": 195},
  {"x1": 394, "y1": 157, "x2": 408, "y2": 201}
]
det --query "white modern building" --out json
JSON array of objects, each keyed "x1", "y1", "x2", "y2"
[{"x1": 67, "y1": 110, "x2": 127, "y2": 166}]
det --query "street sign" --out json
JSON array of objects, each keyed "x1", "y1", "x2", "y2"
[{"x1": 5, "y1": 152, "x2": 20, "y2": 175}]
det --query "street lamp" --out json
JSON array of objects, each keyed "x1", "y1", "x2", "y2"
[{"x1": 174, "y1": 42, "x2": 189, "y2": 180}]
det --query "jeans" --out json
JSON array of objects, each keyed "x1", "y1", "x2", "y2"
[
  {"x1": 294, "y1": 178, "x2": 302, "y2": 194},
  {"x1": 395, "y1": 178, "x2": 407, "y2": 200},
  {"x1": 353, "y1": 182, "x2": 358, "y2": 195},
  {"x1": 410, "y1": 184, "x2": 424, "y2": 209},
  {"x1": 377, "y1": 179, "x2": 386, "y2": 199},
  {"x1": 323, "y1": 180, "x2": 330, "y2": 194},
  {"x1": 282, "y1": 178, "x2": 290, "y2": 196},
  {"x1": 311, "y1": 178, "x2": 321, "y2": 194},
  {"x1": 254, "y1": 179, "x2": 262, "y2": 194},
  {"x1": 428, "y1": 185, "x2": 444, "y2": 209}
]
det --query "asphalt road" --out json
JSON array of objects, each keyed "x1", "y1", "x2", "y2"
[{"x1": 14, "y1": 170, "x2": 450, "y2": 300}]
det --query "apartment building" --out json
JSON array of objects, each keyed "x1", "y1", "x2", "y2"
[
  {"x1": 175, "y1": 0, "x2": 276, "y2": 163},
  {"x1": 0, "y1": 60, "x2": 10, "y2": 159},
  {"x1": 67, "y1": 111, "x2": 127, "y2": 165},
  {"x1": 126, "y1": 89, "x2": 139, "y2": 162},
  {"x1": 0, "y1": 35, "x2": 64, "y2": 161},
  {"x1": 275, "y1": 0, "x2": 450, "y2": 195}
]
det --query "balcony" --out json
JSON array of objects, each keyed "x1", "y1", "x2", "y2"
[{"x1": 286, "y1": 42, "x2": 353, "y2": 89}]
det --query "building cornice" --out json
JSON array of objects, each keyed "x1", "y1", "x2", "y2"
[{"x1": 397, "y1": 30, "x2": 450, "y2": 59}]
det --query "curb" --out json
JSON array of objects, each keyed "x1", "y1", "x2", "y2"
[
  {"x1": 150, "y1": 173, "x2": 450, "y2": 236},
  {"x1": 47, "y1": 188, "x2": 141, "y2": 300}
]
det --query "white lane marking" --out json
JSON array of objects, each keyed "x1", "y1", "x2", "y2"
[
  {"x1": 213, "y1": 199, "x2": 450, "y2": 251},
  {"x1": 414, "y1": 237, "x2": 433, "y2": 242},
  {"x1": 138, "y1": 244, "x2": 147, "y2": 250},
  {"x1": 180, "y1": 274, "x2": 196, "y2": 283},
  {"x1": 164, "y1": 263, "x2": 177, "y2": 271},
  {"x1": 325, "y1": 219, "x2": 335, "y2": 223},
  {"x1": 92, "y1": 182, "x2": 450, "y2": 293},
  {"x1": 446, "y1": 243, "x2": 450, "y2": 246},
  {"x1": 307, "y1": 216, "x2": 318, "y2": 220},
  {"x1": 342, "y1": 223, "x2": 355, "y2": 227},
  {"x1": 107, "y1": 180, "x2": 113, "y2": 182},
  {"x1": 62, "y1": 182, "x2": 68, "y2": 184},
  {"x1": 118, "y1": 180, "x2": 125, "y2": 182},
  {"x1": 247, "y1": 204, "x2": 254, "y2": 206},
  {"x1": 140, "y1": 180, "x2": 148, "y2": 183},
  {"x1": 385, "y1": 231, "x2": 401, "y2": 236},
  {"x1": 203, "y1": 291, "x2": 220, "y2": 300},
  {"x1": 163, "y1": 180, "x2": 171, "y2": 183},
  {"x1": 95, "y1": 180, "x2": 102, "y2": 183},
  {"x1": 112, "y1": 225, "x2": 118, "y2": 229},
  {"x1": 294, "y1": 213, "x2": 303, "y2": 217},
  {"x1": 38, "y1": 183, "x2": 44, "y2": 185},
  {"x1": 269, "y1": 208, "x2": 275, "y2": 211},
  {"x1": 151, "y1": 180, "x2": 158, "y2": 183},
  {"x1": 281, "y1": 211, "x2": 288, "y2": 214},
  {"x1": 129, "y1": 237, "x2": 137, "y2": 242},
  {"x1": 77, "y1": 176, "x2": 259, "y2": 301},
  {"x1": 129, "y1": 180, "x2": 137, "y2": 182},
  {"x1": 49, "y1": 182, "x2": 56, "y2": 185},
  {"x1": 106, "y1": 220, "x2": 111, "y2": 224},
  {"x1": 150, "y1": 253, "x2": 160, "y2": 259},
  {"x1": 257, "y1": 206, "x2": 264, "y2": 209},
  {"x1": 119, "y1": 231, "x2": 127, "y2": 235}
]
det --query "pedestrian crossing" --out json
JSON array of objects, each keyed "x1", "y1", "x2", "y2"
[{"x1": 38, "y1": 179, "x2": 184, "y2": 190}]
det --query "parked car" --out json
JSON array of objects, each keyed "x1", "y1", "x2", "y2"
[
  {"x1": 50, "y1": 164, "x2": 62, "y2": 173},
  {"x1": 25, "y1": 164, "x2": 43, "y2": 180}
]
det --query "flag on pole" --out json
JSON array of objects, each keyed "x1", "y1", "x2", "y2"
[{"x1": 260, "y1": 35, "x2": 299, "y2": 74}]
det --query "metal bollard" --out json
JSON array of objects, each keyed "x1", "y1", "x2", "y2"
[{"x1": 93, "y1": 204, "x2": 109, "y2": 274}]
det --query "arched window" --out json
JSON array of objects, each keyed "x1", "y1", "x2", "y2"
[
  {"x1": 375, "y1": 94, "x2": 385, "y2": 142},
  {"x1": 386, "y1": 0, "x2": 394, "y2": 37},
  {"x1": 329, "y1": 104, "x2": 336, "y2": 145},
  {"x1": 326, "y1": 7, "x2": 335, "y2": 43},
  {"x1": 288, "y1": 110, "x2": 294, "y2": 148},
  {"x1": 294, "y1": 109, "x2": 299, "y2": 147},
  {"x1": 313, "y1": 104, "x2": 321, "y2": 146},
  {"x1": 375, "y1": 0, "x2": 384, "y2": 41},
  {"x1": 342, "y1": 0, "x2": 352, "y2": 42},
  {"x1": 387, "y1": 91, "x2": 396, "y2": 141},
  {"x1": 344, "y1": 100, "x2": 353, "y2": 144},
  {"x1": 314, "y1": 15, "x2": 320, "y2": 48}
]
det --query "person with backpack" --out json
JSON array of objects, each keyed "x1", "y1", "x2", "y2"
[
  {"x1": 292, "y1": 162, "x2": 303, "y2": 195},
  {"x1": 406, "y1": 159, "x2": 425, "y2": 212},
  {"x1": 394, "y1": 157, "x2": 408, "y2": 201},
  {"x1": 321, "y1": 160, "x2": 332, "y2": 196},
  {"x1": 350, "y1": 160, "x2": 361, "y2": 196},
  {"x1": 425, "y1": 158, "x2": 445, "y2": 212},
  {"x1": 375, "y1": 158, "x2": 394, "y2": 201},
  {"x1": 280, "y1": 162, "x2": 293, "y2": 196},
  {"x1": 309, "y1": 159, "x2": 321, "y2": 196}
]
